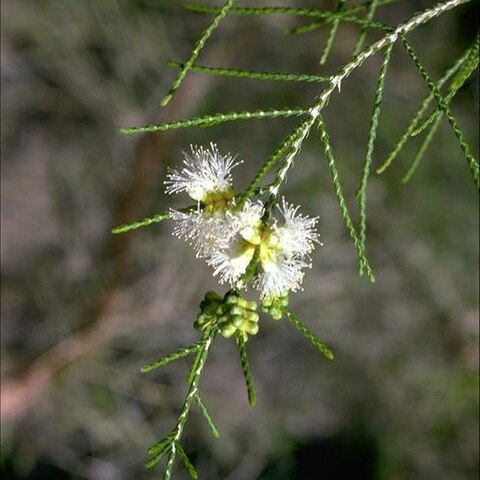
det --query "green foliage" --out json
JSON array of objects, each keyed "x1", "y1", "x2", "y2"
[
  {"x1": 236, "y1": 333, "x2": 256, "y2": 406},
  {"x1": 160, "y1": 0, "x2": 235, "y2": 107},
  {"x1": 353, "y1": 0, "x2": 381, "y2": 54},
  {"x1": 194, "y1": 392, "x2": 220, "y2": 438},
  {"x1": 166, "y1": 60, "x2": 332, "y2": 83},
  {"x1": 140, "y1": 342, "x2": 202, "y2": 373},
  {"x1": 317, "y1": 115, "x2": 376, "y2": 282},
  {"x1": 320, "y1": 0, "x2": 347, "y2": 65},
  {"x1": 143, "y1": 325, "x2": 217, "y2": 479},
  {"x1": 357, "y1": 43, "x2": 393, "y2": 270},
  {"x1": 284, "y1": 310, "x2": 335, "y2": 361},
  {"x1": 120, "y1": 107, "x2": 310, "y2": 134},
  {"x1": 400, "y1": 36, "x2": 479, "y2": 188},
  {"x1": 176, "y1": 443, "x2": 199, "y2": 479},
  {"x1": 412, "y1": 37, "x2": 479, "y2": 137},
  {"x1": 111, "y1": 211, "x2": 172, "y2": 234},
  {"x1": 376, "y1": 41, "x2": 475, "y2": 175}
]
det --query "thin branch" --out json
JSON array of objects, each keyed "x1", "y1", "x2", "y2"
[
  {"x1": 234, "y1": 118, "x2": 311, "y2": 209},
  {"x1": 157, "y1": 327, "x2": 217, "y2": 479},
  {"x1": 148, "y1": 431, "x2": 176, "y2": 456},
  {"x1": 242, "y1": 0, "x2": 470, "y2": 208},
  {"x1": 120, "y1": 107, "x2": 310, "y2": 135},
  {"x1": 236, "y1": 333, "x2": 256, "y2": 406},
  {"x1": 317, "y1": 115, "x2": 376, "y2": 282},
  {"x1": 176, "y1": 443, "x2": 198, "y2": 479},
  {"x1": 194, "y1": 391, "x2": 220, "y2": 438},
  {"x1": 353, "y1": 0, "x2": 381, "y2": 54},
  {"x1": 112, "y1": 211, "x2": 172, "y2": 234},
  {"x1": 166, "y1": 60, "x2": 331, "y2": 83},
  {"x1": 185, "y1": 0, "x2": 397, "y2": 18},
  {"x1": 401, "y1": 114, "x2": 443, "y2": 183},
  {"x1": 411, "y1": 34, "x2": 479, "y2": 136},
  {"x1": 287, "y1": 11, "x2": 392, "y2": 34},
  {"x1": 356, "y1": 43, "x2": 393, "y2": 275},
  {"x1": 284, "y1": 310, "x2": 334, "y2": 360},
  {"x1": 400, "y1": 35, "x2": 478, "y2": 183},
  {"x1": 160, "y1": 0, "x2": 235, "y2": 106},
  {"x1": 320, "y1": 0, "x2": 346, "y2": 65},
  {"x1": 376, "y1": 41, "x2": 474, "y2": 174},
  {"x1": 140, "y1": 342, "x2": 203, "y2": 373},
  {"x1": 401, "y1": 36, "x2": 479, "y2": 189}
]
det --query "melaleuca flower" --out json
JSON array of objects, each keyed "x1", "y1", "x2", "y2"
[
  {"x1": 255, "y1": 235, "x2": 309, "y2": 297},
  {"x1": 207, "y1": 201, "x2": 264, "y2": 283},
  {"x1": 165, "y1": 143, "x2": 241, "y2": 257},
  {"x1": 253, "y1": 199, "x2": 319, "y2": 297},
  {"x1": 169, "y1": 208, "x2": 232, "y2": 258},
  {"x1": 208, "y1": 198, "x2": 319, "y2": 298},
  {"x1": 165, "y1": 143, "x2": 239, "y2": 203},
  {"x1": 274, "y1": 198, "x2": 319, "y2": 257}
]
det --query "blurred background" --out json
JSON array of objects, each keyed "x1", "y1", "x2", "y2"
[{"x1": 1, "y1": 1, "x2": 478, "y2": 479}]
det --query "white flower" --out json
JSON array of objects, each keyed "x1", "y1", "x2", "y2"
[
  {"x1": 164, "y1": 143, "x2": 240, "y2": 202},
  {"x1": 230, "y1": 200, "x2": 264, "y2": 245},
  {"x1": 274, "y1": 198, "x2": 319, "y2": 258},
  {"x1": 208, "y1": 238, "x2": 256, "y2": 284},
  {"x1": 254, "y1": 199, "x2": 319, "y2": 297},
  {"x1": 169, "y1": 208, "x2": 231, "y2": 258},
  {"x1": 207, "y1": 201, "x2": 264, "y2": 282},
  {"x1": 255, "y1": 222, "x2": 312, "y2": 298},
  {"x1": 207, "y1": 198, "x2": 319, "y2": 298},
  {"x1": 165, "y1": 143, "x2": 242, "y2": 257},
  {"x1": 254, "y1": 256, "x2": 308, "y2": 298}
]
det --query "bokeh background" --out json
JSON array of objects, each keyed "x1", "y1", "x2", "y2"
[{"x1": 1, "y1": 1, "x2": 478, "y2": 479}]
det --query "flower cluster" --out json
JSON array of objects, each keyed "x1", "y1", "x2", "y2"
[{"x1": 165, "y1": 143, "x2": 320, "y2": 299}]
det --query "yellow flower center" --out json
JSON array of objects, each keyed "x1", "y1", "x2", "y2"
[
  {"x1": 259, "y1": 228, "x2": 281, "y2": 269},
  {"x1": 202, "y1": 187, "x2": 235, "y2": 216},
  {"x1": 238, "y1": 223, "x2": 282, "y2": 271},
  {"x1": 227, "y1": 238, "x2": 257, "y2": 278}
]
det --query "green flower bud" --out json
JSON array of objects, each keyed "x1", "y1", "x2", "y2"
[
  {"x1": 237, "y1": 298, "x2": 257, "y2": 311},
  {"x1": 200, "y1": 291, "x2": 221, "y2": 309},
  {"x1": 229, "y1": 305, "x2": 244, "y2": 317},
  {"x1": 225, "y1": 294, "x2": 239, "y2": 305},
  {"x1": 202, "y1": 303, "x2": 218, "y2": 316},
  {"x1": 244, "y1": 311, "x2": 259, "y2": 323},
  {"x1": 220, "y1": 323, "x2": 237, "y2": 338},
  {"x1": 205, "y1": 291, "x2": 221, "y2": 302},
  {"x1": 216, "y1": 304, "x2": 228, "y2": 316},
  {"x1": 261, "y1": 296, "x2": 273, "y2": 308},
  {"x1": 269, "y1": 307, "x2": 283, "y2": 320},
  {"x1": 279, "y1": 296, "x2": 289, "y2": 307},
  {"x1": 194, "y1": 313, "x2": 215, "y2": 331},
  {"x1": 244, "y1": 321, "x2": 259, "y2": 335},
  {"x1": 218, "y1": 314, "x2": 230, "y2": 324},
  {"x1": 231, "y1": 315, "x2": 245, "y2": 328}
]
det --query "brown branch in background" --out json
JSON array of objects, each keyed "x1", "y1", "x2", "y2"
[{"x1": 1, "y1": 71, "x2": 214, "y2": 421}]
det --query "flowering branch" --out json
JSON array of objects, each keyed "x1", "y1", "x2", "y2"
[
  {"x1": 143, "y1": 326, "x2": 217, "y2": 478},
  {"x1": 111, "y1": 1, "x2": 476, "y2": 478}
]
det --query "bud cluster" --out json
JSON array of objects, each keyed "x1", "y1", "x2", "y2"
[
  {"x1": 195, "y1": 291, "x2": 259, "y2": 341},
  {"x1": 260, "y1": 294, "x2": 289, "y2": 320}
]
